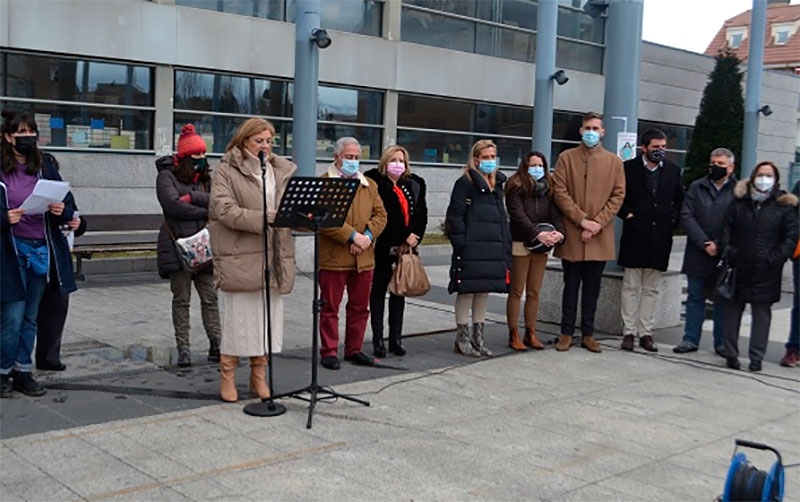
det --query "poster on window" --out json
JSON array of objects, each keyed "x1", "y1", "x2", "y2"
[{"x1": 617, "y1": 132, "x2": 638, "y2": 161}]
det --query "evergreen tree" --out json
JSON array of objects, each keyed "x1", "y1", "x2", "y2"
[{"x1": 684, "y1": 49, "x2": 744, "y2": 185}]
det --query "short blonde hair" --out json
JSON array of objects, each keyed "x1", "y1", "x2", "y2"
[
  {"x1": 377, "y1": 145, "x2": 411, "y2": 177},
  {"x1": 226, "y1": 118, "x2": 276, "y2": 153}
]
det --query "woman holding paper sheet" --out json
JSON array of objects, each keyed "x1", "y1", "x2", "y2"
[{"x1": 0, "y1": 110, "x2": 78, "y2": 398}]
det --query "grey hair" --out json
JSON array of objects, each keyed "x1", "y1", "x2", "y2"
[
  {"x1": 710, "y1": 147, "x2": 735, "y2": 164},
  {"x1": 334, "y1": 137, "x2": 361, "y2": 155}
]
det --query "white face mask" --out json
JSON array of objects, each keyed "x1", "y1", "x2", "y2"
[{"x1": 754, "y1": 175, "x2": 775, "y2": 192}]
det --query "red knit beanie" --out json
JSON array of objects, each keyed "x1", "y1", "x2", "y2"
[{"x1": 176, "y1": 124, "x2": 206, "y2": 160}]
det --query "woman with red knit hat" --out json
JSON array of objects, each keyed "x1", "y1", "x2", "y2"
[{"x1": 155, "y1": 124, "x2": 221, "y2": 367}]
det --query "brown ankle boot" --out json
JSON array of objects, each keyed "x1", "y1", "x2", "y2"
[
  {"x1": 555, "y1": 335, "x2": 573, "y2": 351},
  {"x1": 581, "y1": 335, "x2": 602, "y2": 353},
  {"x1": 220, "y1": 354, "x2": 238, "y2": 402},
  {"x1": 523, "y1": 328, "x2": 545, "y2": 350},
  {"x1": 249, "y1": 356, "x2": 270, "y2": 399},
  {"x1": 508, "y1": 327, "x2": 527, "y2": 351}
]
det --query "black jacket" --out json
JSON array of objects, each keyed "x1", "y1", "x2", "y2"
[
  {"x1": 505, "y1": 176, "x2": 565, "y2": 242},
  {"x1": 617, "y1": 155, "x2": 685, "y2": 271},
  {"x1": 721, "y1": 180, "x2": 799, "y2": 304},
  {"x1": 363, "y1": 168, "x2": 428, "y2": 261},
  {"x1": 446, "y1": 169, "x2": 512, "y2": 294},
  {"x1": 155, "y1": 156, "x2": 211, "y2": 279},
  {"x1": 680, "y1": 175, "x2": 737, "y2": 277},
  {"x1": 0, "y1": 154, "x2": 78, "y2": 302}
]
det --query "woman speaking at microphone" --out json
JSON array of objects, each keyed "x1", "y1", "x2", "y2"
[{"x1": 209, "y1": 118, "x2": 297, "y2": 402}]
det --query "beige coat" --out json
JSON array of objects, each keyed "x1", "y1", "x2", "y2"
[
  {"x1": 318, "y1": 164, "x2": 387, "y2": 272},
  {"x1": 209, "y1": 147, "x2": 297, "y2": 294},
  {"x1": 552, "y1": 143, "x2": 626, "y2": 262}
]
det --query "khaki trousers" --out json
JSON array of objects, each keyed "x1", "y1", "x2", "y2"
[
  {"x1": 507, "y1": 253, "x2": 548, "y2": 331},
  {"x1": 620, "y1": 267, "x2": 661, "y2": 338}
]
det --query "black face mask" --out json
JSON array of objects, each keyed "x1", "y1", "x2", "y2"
[
  {"x1": 709, "y1": 164, "x2": 728, "y2": 181},
  {"x1": 13, "y1": 135, "x2": 37, "y2": 156},
  {"x1": 191, "y1": 157, "x2": 208, "y2": 172}
]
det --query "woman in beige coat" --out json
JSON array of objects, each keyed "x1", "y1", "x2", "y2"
[{"x1": 209, "y1": 118, "x2": 297, "y2": 402}]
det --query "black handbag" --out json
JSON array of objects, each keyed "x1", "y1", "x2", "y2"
[{"x1": 704, "y1": 253, "x2": 736, "y2": 301}]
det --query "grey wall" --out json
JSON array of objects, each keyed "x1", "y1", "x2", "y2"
[{"x1": 3, "y1": 0, "x2": 799, "y2": 221}]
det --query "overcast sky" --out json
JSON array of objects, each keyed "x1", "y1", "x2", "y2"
[{"x1": 642, "y1": 0, "x2": 800, "y2": 54}]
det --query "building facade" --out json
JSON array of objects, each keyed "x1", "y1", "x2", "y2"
[{"x1": 1, "y1": 0, "x2": 799, "y2": 225}]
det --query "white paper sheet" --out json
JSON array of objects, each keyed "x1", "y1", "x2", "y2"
[
  {"x1": 66, "y1": 211, "x2": 80, "y2": 251},
  {"x1": 19, "y1": 180, "x2": 70, "y2": 214}
]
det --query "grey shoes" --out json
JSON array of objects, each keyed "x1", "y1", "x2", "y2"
[{"x1": 454, "y1": 323, "x2": 492, "y2": 358}]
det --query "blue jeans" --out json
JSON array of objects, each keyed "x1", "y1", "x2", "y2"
[
  {"x1": 1, "y1": 239, "x2": 48, "y2": 374},
  {"x1": 682, "y1": 274, "x2": 725, "y2": 349},
  {"x1": 788, "y1": 258, "x2": 799, "y2": 352}
]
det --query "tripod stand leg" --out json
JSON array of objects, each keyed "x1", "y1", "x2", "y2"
[{"x1": 307, "y1": 387, "x2": 318, "y2": 429}]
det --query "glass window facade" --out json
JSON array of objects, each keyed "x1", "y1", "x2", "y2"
[
  {"x1": 174, "y1": 69, "x2": 383, "y2": 159},
  {"x1": 0, "y1": 51, "x2": 154, "y2": 150},
  {"x1": 176, "y1": 0, "x2": 382, "y2": 37},
  {"x1": 397, "y1": 94, "x2": 532, "y2": 167},
  {"x1": 401, "y1": 0, "x2": 604, "y2": 74}
]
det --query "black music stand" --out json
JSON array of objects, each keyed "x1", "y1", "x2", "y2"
[{"x1": 271, "y1": 177, "x2": 370, "y2": 428}]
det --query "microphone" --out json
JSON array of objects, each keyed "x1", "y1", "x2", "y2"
[{"x1": 258, "y1": 150, "x2": 266, "y2": 172}]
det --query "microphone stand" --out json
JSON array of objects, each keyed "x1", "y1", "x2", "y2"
[{"x1": 243, "y1": 150, "x2": 286, "y2": 417}]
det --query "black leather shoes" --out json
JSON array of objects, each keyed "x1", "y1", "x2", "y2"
[
  {"x1": 673, "y1": 342, "x2": 698, "y2": 354},
  {"x1": 36, "y1": 362, "x2": 66, "y2": 371},
  {"x1": 389, "y1": 339, "x2": 406, "y2": 356},
  {"x1": 748, "y1": 360, "x2": 762, "y2": 372},
  {"x1": 373, "y1": 340, "x2": 386, "y2": 358},
  {"x1": 320, "y1": 356, "x2": 340, "y2": 370},
  {"x1": 344, "y1": 352, "x2": 375, "y2": 366},
  {"x1": 726, "y1": 357, "x2": 741, "y2": 370},
  {"x1": 0, "y1": 374, "x2": 11, "y2": 398},
  {"x1": 11, "y1": 370, "x2": 46, "y2": 397}
]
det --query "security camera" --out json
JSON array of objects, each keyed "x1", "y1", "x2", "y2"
[
  {"x1": 758, "y1": 105, "x2": 772, "y2": 117},
  {"x1": 311, "y1": 29, "x2": 332, "y2": 49},
  {"x1": 551, "y1": 69, "x2": 569, "y2": 86}
]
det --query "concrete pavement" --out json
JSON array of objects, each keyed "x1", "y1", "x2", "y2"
[{"x1": 1, "y1": 241, "x2": 798, "y2": 501}]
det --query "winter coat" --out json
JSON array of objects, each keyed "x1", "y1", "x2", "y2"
[
  {"x1": 208, "y1": 147, "x2": 297, "y2": 294},
  {"x1": 1, "y1": 153, "x2": 77, "y2": 302},
  {"x1": 363, "y1": 168, "x2": 428, "y2": 262},
  {"x1": 720, "y1": 180, "x2": 799, "y2": 304},
  {"x1": 318, "y1": 164, "x2": 387, "y2": 272},
  {"x1": 505, "y1": 176, "x2": 566, "y2": 243},
  {"x1": 446, "y1": 168, "x2": 512, "y2": 294},
  {"x1": 679, "y1": 175, "x2": 737, "y2": 277},
  {"x1": 617, "y1": 155, "x2": 685, "y2": 271},
  {"x1": 552, "y1": 143, "x2": 626, "y2": 262},
  {"x1": 155, "y1": 156, "x2": 211, "y2": 279}
]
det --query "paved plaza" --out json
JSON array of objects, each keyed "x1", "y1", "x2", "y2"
[{"x1": 1, "y1": 241, "x2": 798, "y2": 501}]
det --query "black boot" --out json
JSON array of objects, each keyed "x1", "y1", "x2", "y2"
[
  {"x1": 207, "y1": 339, "x2": 221, "y2": 363},
  {"x1": 388, "y1": 333, "x2": 406, "y2": 356},
  {"x1": 11, "y1": 370, "x2": 46, "y2": 397},
  {"x1": 372, "y1": 338, "x2": 386, "y2": 358},
  {"x1": 0, "y1": 374, "x2": 12, "y2": 398}
]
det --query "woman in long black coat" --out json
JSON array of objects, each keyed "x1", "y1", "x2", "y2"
[
  {"x1": 364, "y1": 145, "x2": 427, "y2": 358},
  {"x1": 446, "y1": 139, "x2": 512, "y2": 358},
  {"x1": 720, "y1": 161, "x2": 799, "y2": 372}
]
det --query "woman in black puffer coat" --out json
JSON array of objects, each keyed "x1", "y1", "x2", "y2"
[
  {"x1": 720, "y1": 161, "x2": 799, "y2": 372},
  {"x1": 364, "y1": 145, "x2": 427, "y2": 358},
  {"x1": 446, "y1": 139, "x2": 512, "y2": 358},
  {"x1": 156, "y1": 124, "x2": 221, "y2": 367}
]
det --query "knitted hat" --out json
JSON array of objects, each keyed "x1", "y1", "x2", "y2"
[{"x1": 176, "y1": 124, "x2": 206, "y2": 160}]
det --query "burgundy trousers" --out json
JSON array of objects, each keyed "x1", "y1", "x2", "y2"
[{"x1": 319, "y1": 269, "x2": 374, "y2": 358}]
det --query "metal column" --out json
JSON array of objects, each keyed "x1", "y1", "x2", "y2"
[
  {"x1": 602, "y1": 0, "x2": 644, "y2": 270},
  {"x1": 741, "y1": 0, "x2": 767, "y2": 179},
  {"x1": 293, "y1": 0, "x2": 321, "y2": 177},
  {"x1": 532, "y1": 0, "x2": 558, "y2": 157}
]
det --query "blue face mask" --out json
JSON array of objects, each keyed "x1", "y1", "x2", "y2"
[
  {"x1": 582, "y1": 130, "x2": 601, "y2": 148},
  {"x1": 340, "y1": 159, "x2": 359, "y2": 177},
  {"x1": 478, "y1": 159, "x2": 497, "y2": 175},
  {"x1": 528, "y1": 166, "x2": 545, "y2": 180}
]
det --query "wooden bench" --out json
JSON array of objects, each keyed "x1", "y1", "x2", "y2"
[{"x1": 72, "y1": 214, "x2": 162, "y2": 280}]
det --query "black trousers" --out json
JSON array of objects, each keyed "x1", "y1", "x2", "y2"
[
  {"x1": 369, "y1": 254, "x2": 406, "y2": 345},
  {"x1": 723, "y1": 299, "x2": 772, "y2": 363},
  {"x1": 36, "y1": 280, "x2": 70, "y2": 368},
  {"x1": 560, "y1": 260, "x2": 606, "y2": 336}
]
